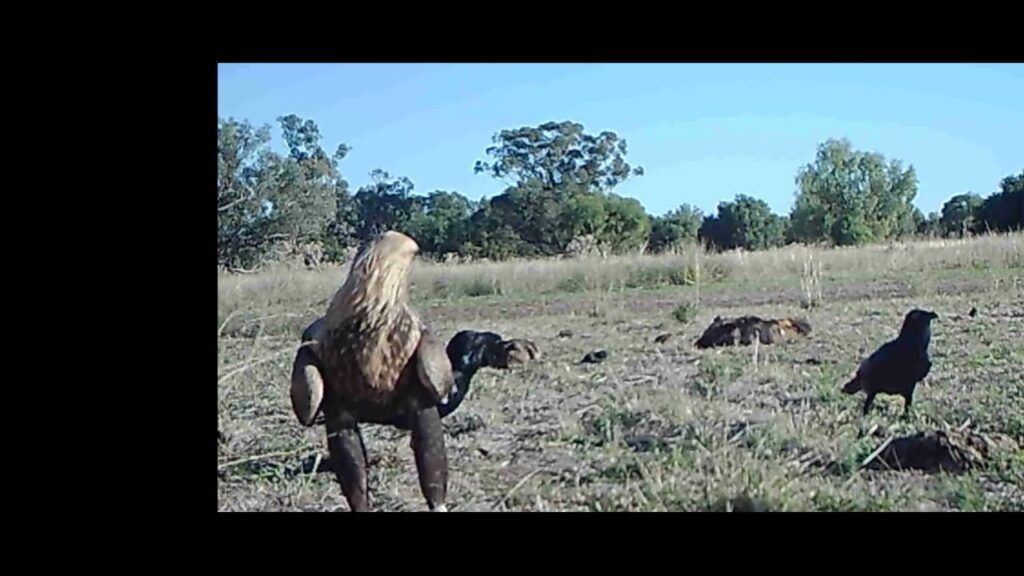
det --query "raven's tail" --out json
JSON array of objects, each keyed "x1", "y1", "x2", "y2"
[{"x1": 841, "y1": 376, "x2": 862, "y2": 394}]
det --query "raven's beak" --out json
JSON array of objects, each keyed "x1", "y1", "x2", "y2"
[{"x1": 929, "y1": 312, "x2": 939, "y2": 320}]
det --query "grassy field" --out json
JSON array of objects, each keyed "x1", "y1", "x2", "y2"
[{"x1": 217, "y1": 233, "x2": 1023, "y2": 511}]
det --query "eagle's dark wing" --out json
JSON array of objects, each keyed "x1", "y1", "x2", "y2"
[
  {"x1": 291, "y1": 343, "x2": 325, "y2": 426},
  {"x1": 414, "y1": 327, "x2": 455, "y2": 403},
  {"x1": 290, "y1": 318, "x2": 327, "y2": 427}
]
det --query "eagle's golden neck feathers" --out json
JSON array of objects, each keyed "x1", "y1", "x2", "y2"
[{"x1": 325, "y1": 231, "x2": 420, "y2": 328}]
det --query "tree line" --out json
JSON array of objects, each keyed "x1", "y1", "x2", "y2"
[{"x1": 218, "y1": 115, "x2": 1023, "y2": 269}]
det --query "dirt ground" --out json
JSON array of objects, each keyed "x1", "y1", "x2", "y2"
[{"x1": 218, "y1": 267, "x2": 1023, "y2": 511}]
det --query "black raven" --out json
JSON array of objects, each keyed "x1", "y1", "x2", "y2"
[{"x1": 841, "y1": 308, "x2": 938, "y2": 416}]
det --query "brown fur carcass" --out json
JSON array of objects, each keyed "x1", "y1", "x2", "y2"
[
  {"x1": 490, "y1": 338, "x2": 541, "y2": 368},
  {"x1": 289, "y1": 231, "x2": 454, "y2": 512},
  {"x1": 694, "y1": 315, "x2": 811, "y2": 349}
]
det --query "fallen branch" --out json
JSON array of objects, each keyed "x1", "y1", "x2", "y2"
[
  {"x1": 218, "y1": 348, "x2": 294, "y2": 384},
  {"x1": 218, "y1": 309, "x2": 243, "y2": 338},
  {"x1": 493, "y1": 468, "x2": 544, "y2": 511},
  {"x1": 622, "y1": 375, "x2": 658, "y2": 386},
  {"x1": 218, "y1": 447, "x2": 311, "y2": 470},
  {"x1": 859, "y1": 435, "x2": 895, "y2": 470},
  {"x1": 574, "y1": 403, "x2": 602, "y2": 416},
  {"x1": 239, "y1": 312, "x2": 308, "y2": 326}
]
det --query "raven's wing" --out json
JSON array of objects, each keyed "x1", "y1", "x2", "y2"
[{"x1": 859, "y1": 338, "x2": 931, "y2": 392}]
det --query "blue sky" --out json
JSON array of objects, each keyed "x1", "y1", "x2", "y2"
[{"x1": 217, "y1": 63, "x2": 1022, "y2": 217}]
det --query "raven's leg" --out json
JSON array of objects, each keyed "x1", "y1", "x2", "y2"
[
  {"x1": 862, "y1": 392, "x2": 877, "y2": 416},
  {"x1": 409, "y1": 406, "x2": 448, "y2": 511},
  {"x1": 902, "y1": 391, "x2": 913, "y2": 419},
  {"x1": 325, "y1": 410, "x2": 370, "y2": 512}
]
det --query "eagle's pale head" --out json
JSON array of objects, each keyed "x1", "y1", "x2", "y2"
[{"x1": 328, "y1": 231, "x2": 421, "y2": 324}]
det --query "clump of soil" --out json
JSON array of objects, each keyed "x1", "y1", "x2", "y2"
[{"x1": 865, "y1": 429, "x2": 995, "y2": 473}]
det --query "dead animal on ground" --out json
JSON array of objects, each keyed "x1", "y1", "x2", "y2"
[
  {"x1": 841, "y1": 308, "x2": 938, "y2": 417},
  {"x1": 287, "y1": 230, "x2": 457, "y2": 512},
  {"x1": 490, "y1": 338, "x2": 541, "y2": 368},
  {"x1": 581, "y1": 349, "x2": 609, "y2": 364},
  {"x1": 694, "y1": 315, "x2": 812, "y2": 349}
]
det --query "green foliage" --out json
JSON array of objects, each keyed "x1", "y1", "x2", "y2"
[
  {"x1": 974, "y1": 170, "x2": 1023, "y2": 234},
  {"x1": 598, "y1": 194, "x2": 652, "y2": 253},
  {"x1": 913, "y1": 209, "x2": 942, "y2": 237},
  {"x1": 474, "y1": 120, "x2": 643, "y2": 195},
  {"x1": 406, "y1": 190, "x2": 474, "y2": 257},
  {"x1": 940, "y1": 193, "x2": 985, "y2": 237},
  {"x1": 218, "y1": 112, "x2": 1018, "y2": 272},
  {"x1": 672, "y1": 302, "x2": 698, "y2": 324},
  {"x1": 560, "y1": 194, "x2": 608, "y2": 241},
  {"x1": 217, "y1": 115, "x2": 348, "y2": 269},
  {"x1": 699, "y1": 195, "x2": 786, "y2": 251},
  {"x1": 790, "y1": 138, "x2": 918, "y2": 246},
  {"x1": 262, "y1": 115, "x2": 343, "y2": 248},
  {"x1": 218, "y1": 118, "x2": 274, "y2": 268},
  {"x1": 348, "y1": 169, "x2": 420, "y2": 241},
  {"x1": 466, "y1": 120, "x2": 647, "y2": 259},
  {"x1": 649, "y1": 204, "x2": 703, "y2": 253},
  {"x1": 458, "y1": 200, "x2": 527, "y2": 260}
]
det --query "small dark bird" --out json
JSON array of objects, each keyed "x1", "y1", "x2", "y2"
[
  {"x1": 694, "y1": 315, "x2": 812, "y2": 349},
  {"x1": 654, "y1": 333, "x2": 673, "y2": 344},
  {"x1": 557, "y1": 329, "x2": 574, "y2": 338},
  {"x1": 581, "y1": 350, "x2": 609, "y2": 364},
  {"x1": 841, "y1": 308, "x2": 938, "y2": 417},
  {"x1": 298, "y1": 321, "x2": 504, "y2": 430},
  {"x1": 968, "y1": 306, "x2": 978, "y2": 318}
]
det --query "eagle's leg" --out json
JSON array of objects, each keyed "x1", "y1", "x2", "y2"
[
  {"x1": 325, "y1": 410, "x2": 370, "y2": 512},
  {"x1": 409, "y1": 406, "x2": 448, "y2": 511}
]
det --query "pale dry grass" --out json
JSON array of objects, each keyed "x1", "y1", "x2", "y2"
[{"x1": 219, "y1": 232, "x2": 1023, "y2": 320}]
